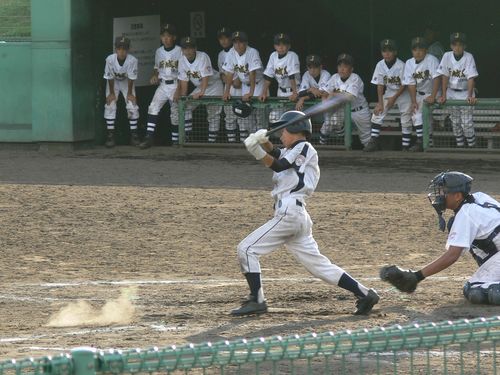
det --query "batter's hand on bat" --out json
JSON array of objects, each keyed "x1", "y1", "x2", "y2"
[
  {"x1": 254, "y1": 129, "x2": 269, "y2": 144},
  {"x1": 106, "y1": 93, "x2": 116, "y2": 105}
]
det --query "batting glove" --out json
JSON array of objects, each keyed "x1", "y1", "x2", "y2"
[
  {"x1": 244, "y1": 135, "x2": 266, "y2": 160},
  {"x1": 254, "y1": 129, "x2": 269, "y2": 144}
]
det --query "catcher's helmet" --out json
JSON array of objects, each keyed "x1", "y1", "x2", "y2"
[
  {"x1": 271, "y1": 110, "x2": 312, "y2": 134},
  {"x1": 232, "y1": 100, "x2": 252, "y2": 118}
]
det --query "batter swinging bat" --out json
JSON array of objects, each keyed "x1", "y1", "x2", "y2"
[{"x1": 265, "y1": 95, "x2": 350, "y2": 136}]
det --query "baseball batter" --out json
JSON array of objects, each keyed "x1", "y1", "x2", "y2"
[
  {"x1": 103, "y1": 37, "x2": 140, "y2": 148},
  {"x1": 231, "y1": 111, "x2": 379, "y2": 316},
  {"x1": 365, "y1": 39, "x2": 412, "y2": 152},
  {"x1": 321, "y1": 54, "x2": 371, "y2": 147},
  {"x1": 381, "y1": 171, "x2": 500, "y2": 306},
  {"x1": 140, "y1": 24, "x2": 182, "y2": 149},
  {"x1": 437, "y1": 32, "x2": 478, "y2": 148},
  {"x1": 402, "y1": 37, "x2": 440, "y2": 152},
  {"x1": 223, "y1": 31, "x2": 267, "y2": 141},
  {"x1": 177, "y1": 37, "x2": 223, "y2": 142}
]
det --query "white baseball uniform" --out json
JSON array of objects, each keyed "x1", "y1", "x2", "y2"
[
  {"x1": 322, "y1": 73, "x2": 371, "y2": 146},
  {"x1": 178, "y1": 51, "x2": 223, "y2": 141},
  {"x1": 219, "y1": 47, "x2": 242, "y2": 143},
  {"x1": 264, "y1": 51, "x2": 301, "y2": 123},
  {"x1": 237, "y1": 140, "x2": 370, "y2": 302},
  {"x1": 447, "y1": 192, "x2": 500, "y2": 289},
  {"x1": 147, "y1": 45, "x2": 182, "y2": 141},
  {"x1": 298, "y1": 69, "x2": 331, "y2": 131},
  {"x1": 223, "y1": 46, "x2": 267, "y2": 135},
  {"x1": 403, "y1": 53, "x2": 440, "y2": 126},
  {"x1": 103, "y1": 53, "x2": 139, "y2": 130},
  {"x1": 437, "y1": 51, "x2": 478, "y2": 147}
]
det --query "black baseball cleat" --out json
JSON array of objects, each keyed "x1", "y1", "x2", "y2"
[
  {"x1": 354, "y1": 289, "x2": 379, "y2": 315},
  {"x1": 139, "y1": 134, "x2": 154, "y2": 149},
  {"x1": 363, "y1": 138, "x2": 380, "y2": 152},
  {"x1": 105, "y1": 131, "x2": 115, "y2": 148},
  {"x1": 130, "y1": 131, "x2": 140, "y2": 147},
  {"x1": 231, "y1": 296, "x2": 268, "y2": 316},
  {"x1": 409, "y1": 139, "x2": 423, "y2": 152}
]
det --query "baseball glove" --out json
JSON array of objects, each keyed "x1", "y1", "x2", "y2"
[{"x1": 379, "y1": 265, "x2": 419, "y2": 293}]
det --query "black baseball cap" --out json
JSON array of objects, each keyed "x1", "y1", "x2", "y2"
[
  {"x1": 114, "y1": 36, "x2": 130, "y2": 49},
  {"x1": 337, "y1": 53, "x2": 354, "y2": 66},
  {"x1": 180, "y1": 36, "x2": 197, "y2": 49},
  {"x1": 380, "y1": 39, "x2": 397, "y2": 51},
  {"x1": 161, "y1": 23, "x2": 177, "y2": 36},
  {"x1": 450, "y1": 32, "x2": 466, "y2": 44},
  {"x1": 411, "y1": 36, "x2": 428, "y2": 49},
  {"x1": 306, "y1": 54, "x2": 322, "y2": 67},
  {"x1": 217, "y1": 27, "x2": 232, "y2": 38},
  {"x1": 232, "y1": 31, "x2": 248, "y2": 42},
  {"x1": 273, "y1": 33, "x2": 291, "y2": 45}
]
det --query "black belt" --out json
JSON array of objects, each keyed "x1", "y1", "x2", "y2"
[
  {"x1": 279, "y1": 87, "x2": 292, "y2": 93},
  {"x1": 161, "y1": 79, "x2": 176, "y2": 85},
  {"x1": 450, "y1": 88, "x2": 467, "y2": 92},
  {"x1": 351, "y1": 106, "x2": 365, "y2": 112},
  {"x1": 275, "y1": 199, "x2": 303, "y2": 209},
  {"x1": 244, "y1": 80, "x2": 261, "y2": 86}
]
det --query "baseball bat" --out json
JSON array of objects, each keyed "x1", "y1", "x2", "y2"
[{"x1": 265, "y1": 95, "x2": 350, "y2": 136}]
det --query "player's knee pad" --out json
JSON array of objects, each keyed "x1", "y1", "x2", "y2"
[
  {"x1": 467, "y1": 287, "x2": 488, "y2": 304},
  {"x1": 487, "y1": 284, "x2": 500, "y2": 305}
]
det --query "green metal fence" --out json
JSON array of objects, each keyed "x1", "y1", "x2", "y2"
[
  {"x1": 423, "y1": 99, "x2": 500, "y2": 151},
  {"x1": 2, "y1": 316, "x2": 500, "y2": 375},
  {"x1": 177, "y1": 97, "x2": 353, "y2": 149},
  {"x1": 0, "y1": 0, "x2": 31, "y2": 40}
]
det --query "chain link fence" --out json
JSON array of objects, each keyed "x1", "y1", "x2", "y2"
[{"x1": 0, "y1": 0, "x2": 31, "y2": 40}]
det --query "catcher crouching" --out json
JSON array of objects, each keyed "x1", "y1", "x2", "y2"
[{"x1": 380, "y1": 171, "x2": 500, "y2": 305}]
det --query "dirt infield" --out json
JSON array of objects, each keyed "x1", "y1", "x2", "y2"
[{"x1": 0, "y1": 148, "x2": 499, "y2": 360}]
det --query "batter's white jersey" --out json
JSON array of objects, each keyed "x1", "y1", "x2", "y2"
[
  {"x1": 223, "y1": 46, "x2": 264, "y2": 85},
  {"x1": 178, "y1": 51, "x2": 220, "y2": 90},
  {"x1": 325, "y1": 73, "x2": 368, "y2": 109},
  {"x1": 264, "y1": 51, "x2": 301, "y2": 89},
  {"x1": 154, "y1": 45, "x2": 182, "y2": 81},
  {"x1": 299, "y1": 70, "x2": 331, "y2": 93},
  {"x1": 371, "y1": 58, "x2": 405, "y2": 97},
  {"x1": 271, "y1": 141, "x2": 320, "y2": 202},
  {"x1": 437, "y1": 51, "x2": 478, "y2": 91},
  {"x1": 403, "y1": 54, "x2": 440, "y2": 94},
  {"x1": 104, "y1": 53, "x2": 138, "y2": 81}
]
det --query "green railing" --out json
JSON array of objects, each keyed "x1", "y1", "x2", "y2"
[
  {"x1": 423, "y1": 99, "x2": 500, "y2": 150},
  {"x1": 2, "y1": 316, "x2": 500, "y2": 375}
]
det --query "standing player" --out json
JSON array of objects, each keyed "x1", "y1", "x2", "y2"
[
  {"x1": 223, "y1": 31, "x2": 266, "y2": 141},
  {"x1": 380, "y1": 171, "x2": 500, "y2": 306},
  {"x1": 140, "y1": 24, "x2": 182, "y2": 149},
  {"x1": 177, "y1": 37, "x2": 223, "y2": 142},
  {"x1": 424, "y1": 26, "x2": 444, "y2": 61},
  {"x1": 260, "y1": 33, "x2": 301, "y2": 124},
  {"x1": 402, "y1": 37, "x2": 440, "y2": 152},
  {"x1": 217, "y1": 27, "x2": 241, "y2": 143},
  {"x1": 437, "y1": 32, "x2": 478, "y2": 148},
  {"x1": 103, "y1": 37, "x2": 140, "y2": 148},
  {"x1": 295, "y1": 55, "x2": 331, "y2": 111},
  {"x1": 364, "y1": 39, "x2": 412, "y2": 152},
  {"x1": 321, "y1": 54, "x2": 371, "y2": 147},
  {"x1": 231, "y1": 111, "x2": 379, "y2": 316}
]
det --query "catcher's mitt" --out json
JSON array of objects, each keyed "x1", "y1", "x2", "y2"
[{"x1": 379, "y1": 265, "x2": 419, "y2": 293}]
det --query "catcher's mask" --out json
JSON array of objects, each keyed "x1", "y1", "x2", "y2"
[
  {"x1": 232, "y1": 100, "x2": 252, "y2": 118},
  {"x1": 427, "y1": 171, "x2": 473, "y2": 231}
]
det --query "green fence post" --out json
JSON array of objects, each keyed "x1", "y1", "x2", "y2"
[
  {"x1": 344, "y1": 101, "x2": 352, "y2": 150},
  {"x1": 178, "y1": 98, "x2": 186, "y2": 146},
  {"x1": 71, "y1": 347, "x2": 97, "y2": 375},
  {"x1": 422, "y1": 103, "x2": 430, "y2": 151}
]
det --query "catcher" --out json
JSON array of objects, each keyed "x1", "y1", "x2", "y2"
[{"x1": 381, "y1": 171, "x2": 500, "y2": 305}]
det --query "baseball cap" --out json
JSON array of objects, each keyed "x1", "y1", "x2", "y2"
[
  {"x1": 217, "y1": 27, "x2": 232, "y2": 38},
  {"x1": 273, "y1": 33, "x2": 291, "y2": 45},
  {"x1": 180, "y1": 36, "x2": 197, "y2": 49},
  {"x1": 337, "y1": 53, "x2": 354, "y2": 66},
  {"x1": 232, "y1": 31, "x2": 248, "y2": 42},
  {"x1": 380, "y1": 39, "x2": 397, "y2": 51},
  {"x1": 306, "y1": 54, "x2": 322, "y2": 67},
  {"x1": 114, "y1": 36, "x2": 130, "y2": 49},
  {"x1": 450, "y1": 32, "x2": 466, "y2": 44},
  {"x1": 161, "y1": 23, "x2": 177, "y2": 36},
  {"x1": 411, "y1": 37, "x2": 428, "y2": 49}
]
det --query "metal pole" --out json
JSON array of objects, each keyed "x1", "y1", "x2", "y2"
[{"x1": 71, "y1": 347, "x2": 97, "y2": 375}]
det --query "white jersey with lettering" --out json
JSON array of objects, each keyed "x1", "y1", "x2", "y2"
[
  {"x1": 403, "y1": 53, "x2": 440, "y2": 94},
  {"x1": 264, "y1": 51, "x2": 301, "y2": 89},
  {"x1": 223, "y1": 46, "x2": 264, "y2": 85},
  {"x1": 437, "y1": 51, "x2": 478, "y2": 91},
  {"x1": 371, "y1": 58, "x2": 405, "y2": 97},
  {"x1": 325, "y1": 73, "x2": 368, "y2": 109},
  {"x1": 271, "y1": 141, "x2": 320, "y2": 202},
  {"x1": 299, "y1": 70, "x2": 331, "y2": 93},
  {"x1": 104, "y1": 53, "x2": 138, "y2": 81},
  {"x1": 178, "y1": 51, "x2": 222, "y2": 95},
  {"x1": 154, "y1": 45, "x2": 182, "y2": 81},
  {"x1": 218, "y1": 48, "x2": 241, "y2": 96}
]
